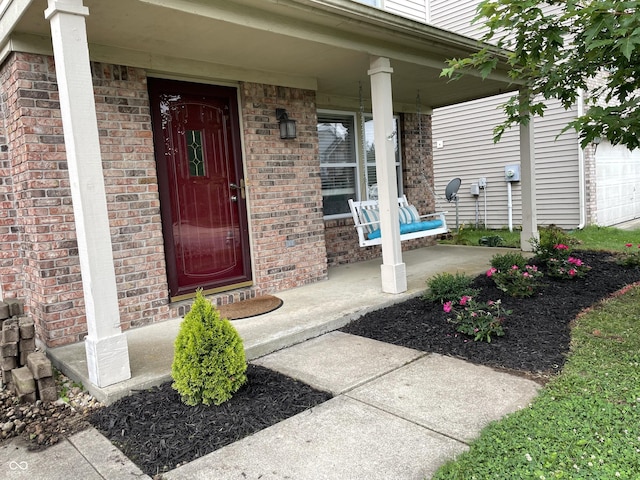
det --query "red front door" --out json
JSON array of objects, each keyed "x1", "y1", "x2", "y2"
[{"x1": 149, "y1": 79, "x2": 251, "y2": 298}]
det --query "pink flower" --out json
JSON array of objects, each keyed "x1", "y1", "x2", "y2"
[
  {"x1": 459, "y1": 295, "x2": 472, "y2": 306},
  {"x1": 625, "y1": 243, "x2": 633, "y2": 248},
  {"x1": 487, "y1": 300, "x2": 495, "y2": 305},
  {"x1": 527, "y1": 265, "x2": 538, "y2": 272},
  {"x1": 511, "y1": 265, "x2": 519, "y2": 270},
  {"x1": 523, "y1": 272, "x2": 530, "y2": 278},
  {"x1": 486, "y1": 267, "x2": 497, "y2": 277},
  {"x1": 569, "y1": 268, "x2": 577, "y2": 276},
  {"x1": 554, "y1": 244, "x2": 569, "y2": 250},
  {"x1": 568, "y1": 257, "x2": 583, "y2": 266},
  {"x1": 443, "y1": 301, "x2": 452, "y2": 313}
]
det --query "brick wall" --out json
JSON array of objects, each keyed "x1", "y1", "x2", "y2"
[
  {"x1": 324, "y1": 112, "x2": 437, "y2": 266},
  {"x1": 0, "y1": 55, "x2": 23, "y2": 302},
  {"x1": 1, "y1": 53, "x2": 438, "y2": 343},
  {"x1": 240, "y1": 83, "x2": 328, "y2": 292},
  {"x1": 0, "y1": 53, "x2": 170, "y2": 347}
]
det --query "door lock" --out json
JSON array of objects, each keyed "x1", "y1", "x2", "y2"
[{"x1": 229, "y1": 179, "x2": 246, "y2": 199}]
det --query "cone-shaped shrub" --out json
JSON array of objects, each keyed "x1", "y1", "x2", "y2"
[{"x1": 171, "y1": 291, "x2": 247, "y2": 406}]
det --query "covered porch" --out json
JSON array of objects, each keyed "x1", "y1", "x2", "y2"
[
  {"x1": 1, "y1": 0, "x2": 537, "y2": 391},
  {"x1": 48, "y1": 244, "x2": 513, "y2": 404}
]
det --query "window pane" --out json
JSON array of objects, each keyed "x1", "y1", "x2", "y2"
[
  {"x1": 318, "y1": 116, "x2": 356, "y2": 164},
  {"x1": 321, "y1": 166, "x2": 357, "y2": 215},
  {"x1": 318, "y1": 114, "x2": 357, "y2": 216},
  {"x1": 186, "y1": 130, "x2": 205, "y2": 177},
  {"x1": 364, "y1": 117, "x2": 402, "y2": 200}
]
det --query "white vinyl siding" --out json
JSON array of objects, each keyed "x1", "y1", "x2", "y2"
[
  {"x1": 429, "y1": 0, "x2": 485, "y2": 38},
  {"x1": 353, "y1": 0, "x2": 429, "y2": 23},
  {"x1": 385, "y1": 0, "x2": 429, "y2": 23},
  {"x1": 433, "y1": 94, "x2": 581, "y2": 229}
]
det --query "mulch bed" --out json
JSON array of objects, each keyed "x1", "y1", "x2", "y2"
[
  {"x1": 341, "y1": 250, "x2": 640, "y2": 380},
  {"x1": 89, "y1": 250, "x2": 640, "y2": 477},
  {"x1": 89, "y1": 365, "x2": 332, "y2": 477}
]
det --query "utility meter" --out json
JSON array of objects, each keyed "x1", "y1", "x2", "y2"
[{"x1": 504, "y1": 164, "x2": 520, "y2": 182}]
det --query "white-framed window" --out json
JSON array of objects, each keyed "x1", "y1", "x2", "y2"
[
  {"x1": 318, "y1": 110, "x2": 402, "y2": 218},
  {"x1": 318, "y1": 112, "x2": 359, "y2": 217}
]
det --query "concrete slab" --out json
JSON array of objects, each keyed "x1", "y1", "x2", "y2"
[
  {"x1": 0, "y1": 427, "x2": 150, "y2": 480},
  {"x1": 348, "y1": 354, "x2": 541, "y2": 443},
  {"x1": 252, "y1": 331, "x2": 425, "y2": 394},
  {"x1": 48, "y1": 245, "x2": 511, "y2": 404},
  {"x1": 162, "y1": 395, "x2": 468, "y2": 480},
  {"x1": 67, "y1": 428, "x2": 151, "y2": 479},
  {"x1": 0, "y1": 435, "x2": 101, "y2": 480}
]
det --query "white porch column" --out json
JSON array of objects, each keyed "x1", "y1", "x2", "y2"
[
  {"x1": 45, "y1": 0, "x2": 131, "y2": 387},
  {"x1": 519, "y1": 90, "x2": 539, "y2": 251},
  {"x1": 368, "y1": 56, "x2": 406, "y2": 294}
]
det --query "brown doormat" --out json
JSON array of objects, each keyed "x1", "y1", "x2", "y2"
[{"x1": 218, "y1": 295, "x2": 283, "y2": 320}]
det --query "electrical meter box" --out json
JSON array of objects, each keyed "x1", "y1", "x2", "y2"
[
  {"x1": 470, "y1": 183, "x2": 480, "y2": 196},
  {"x1": 504, "y1": 164, "x2": 521, "y2": 182}
]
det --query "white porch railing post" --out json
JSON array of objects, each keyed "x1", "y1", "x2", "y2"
[
  {"x1": 368, "y1": 56, "x2": 407, "y2": 294},
  {"x1": 44, "y1": 0, "x2": 131, "y2": 387},
  {"x1": 519, "y1": 90, "x2": 539, "y2": 251}
]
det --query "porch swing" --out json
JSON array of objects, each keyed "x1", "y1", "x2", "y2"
[{"x1": 348, "y1": 90, "x2": 449, "y2": 248}]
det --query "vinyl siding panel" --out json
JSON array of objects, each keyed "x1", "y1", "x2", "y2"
[
  {"x1": 433, "y1": 93, "x2": 581, "y2": 230},
  {"x1": 385, "y1": 0, "x2": 428, "y2": 22},
  {"x1": 429, "y1": 0, "x2": 486, "y2": 38}
]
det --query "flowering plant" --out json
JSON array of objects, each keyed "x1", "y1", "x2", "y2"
[
  {"x1": 546, "y1": 244, "x2": 591, "y2": 279},
  {"x1": 487, "y1": 264, "x2": 543, "y2": 298},
  {"x1": 617, "y1": 243, "x2": 640, "y2": 267},
  {"x1": 443, "y1": 296, "x2": 510, "y2": 342}
]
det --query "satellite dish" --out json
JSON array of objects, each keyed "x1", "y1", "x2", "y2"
[
  {"x1": 445, "y1": 177, "x2": 462, "y2": 202},
  {"x1": 444, "y1": 178, "x2": 462, "y2": 232}
]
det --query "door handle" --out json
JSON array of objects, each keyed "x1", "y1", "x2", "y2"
[{"x1": 229, "y1": 179, "x2": 246, "y2": 199}]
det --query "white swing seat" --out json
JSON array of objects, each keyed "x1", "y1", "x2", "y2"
[{"x1": 348, "y1": 196, "x2": 449, "y2": 248}]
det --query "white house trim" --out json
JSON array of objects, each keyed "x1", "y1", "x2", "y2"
[{"x1": 44, "y1": 0, "x2": 131, "y2": 387}]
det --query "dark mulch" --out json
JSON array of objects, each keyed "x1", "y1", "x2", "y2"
[
  {"x1": 341, "y1": 250, "x2": 640, "y2": 380},
  {"x1": 89, "y1": 250, "x2": 640, "y2": 477},
  {"x1": 89, "y1": 365, "x2": 332, "y2": 477}
]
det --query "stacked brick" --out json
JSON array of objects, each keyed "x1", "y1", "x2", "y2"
[{"x1": 1, "y1": 300, "x2": 56, "y2": 402}]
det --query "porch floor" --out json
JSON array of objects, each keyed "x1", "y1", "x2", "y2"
[{"x1": 48, "y1": 244, "x2": 511, "y2": 404}]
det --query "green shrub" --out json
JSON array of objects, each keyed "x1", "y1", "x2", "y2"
[
  {"x1": 490, "y1": 252, "x2": 528, "y2": 272},
  {"x1": 617, "y1": 242, "x2": 640, "y2": 267},
  {"x1": 487, "y1": 264, "x2": 544, "y2": 298},
  {"x1": 443, "y1": 297, "x2": 510, "y2": 342},
  {"x1": 530, "y1": 225, "x2": 577, "y2": 263},
  {"x1": 424, "y1": 272, "x2": 479, "y2": 303},
  {"x1": 478, "y1": 235, "x2": 504, "y2": 247},
  {"x1": 171, "y1": 291, "x2": 247, "y2": 406}
]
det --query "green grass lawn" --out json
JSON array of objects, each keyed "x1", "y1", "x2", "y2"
[
  {"x1": 433, "y1": 284, "x2": 640, "y2": 479},
  {"x1": 441, "y1": 224, "x2": 640, "y2": 251},
  {"x1": 432, "y1": 225, "x2": 640, "y2": 479}
]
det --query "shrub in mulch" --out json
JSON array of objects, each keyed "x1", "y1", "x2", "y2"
[{"x1": 89, "y1": 365, "x2": 332, "y2": 477}]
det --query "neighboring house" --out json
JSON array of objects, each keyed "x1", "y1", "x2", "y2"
[
  {"x1": 428, "y1": 0, "x2": 640, "y2": 230},
  {"x1": 0, "y1": 0, "x2": 524, "y2": 387}
]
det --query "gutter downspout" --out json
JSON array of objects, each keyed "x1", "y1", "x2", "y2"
[{"x1": 576, "y1": 89, "x2": 587, "y2": 229}]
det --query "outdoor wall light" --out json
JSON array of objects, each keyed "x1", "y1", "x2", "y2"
[
  {"x1": 276, "y1": 108, "x2": 297, "y2": 139},
  {"x1": 592, "y1": 136, "x2": 601, "y2": 153}
]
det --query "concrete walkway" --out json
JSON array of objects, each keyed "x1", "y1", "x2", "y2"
[{"x1": 1, "y1": 245, "x2": 542, "y2": 479}]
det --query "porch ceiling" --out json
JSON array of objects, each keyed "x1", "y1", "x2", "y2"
[{"x1": 11, "y1": 0, "x2": 520, "y2": 109}]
